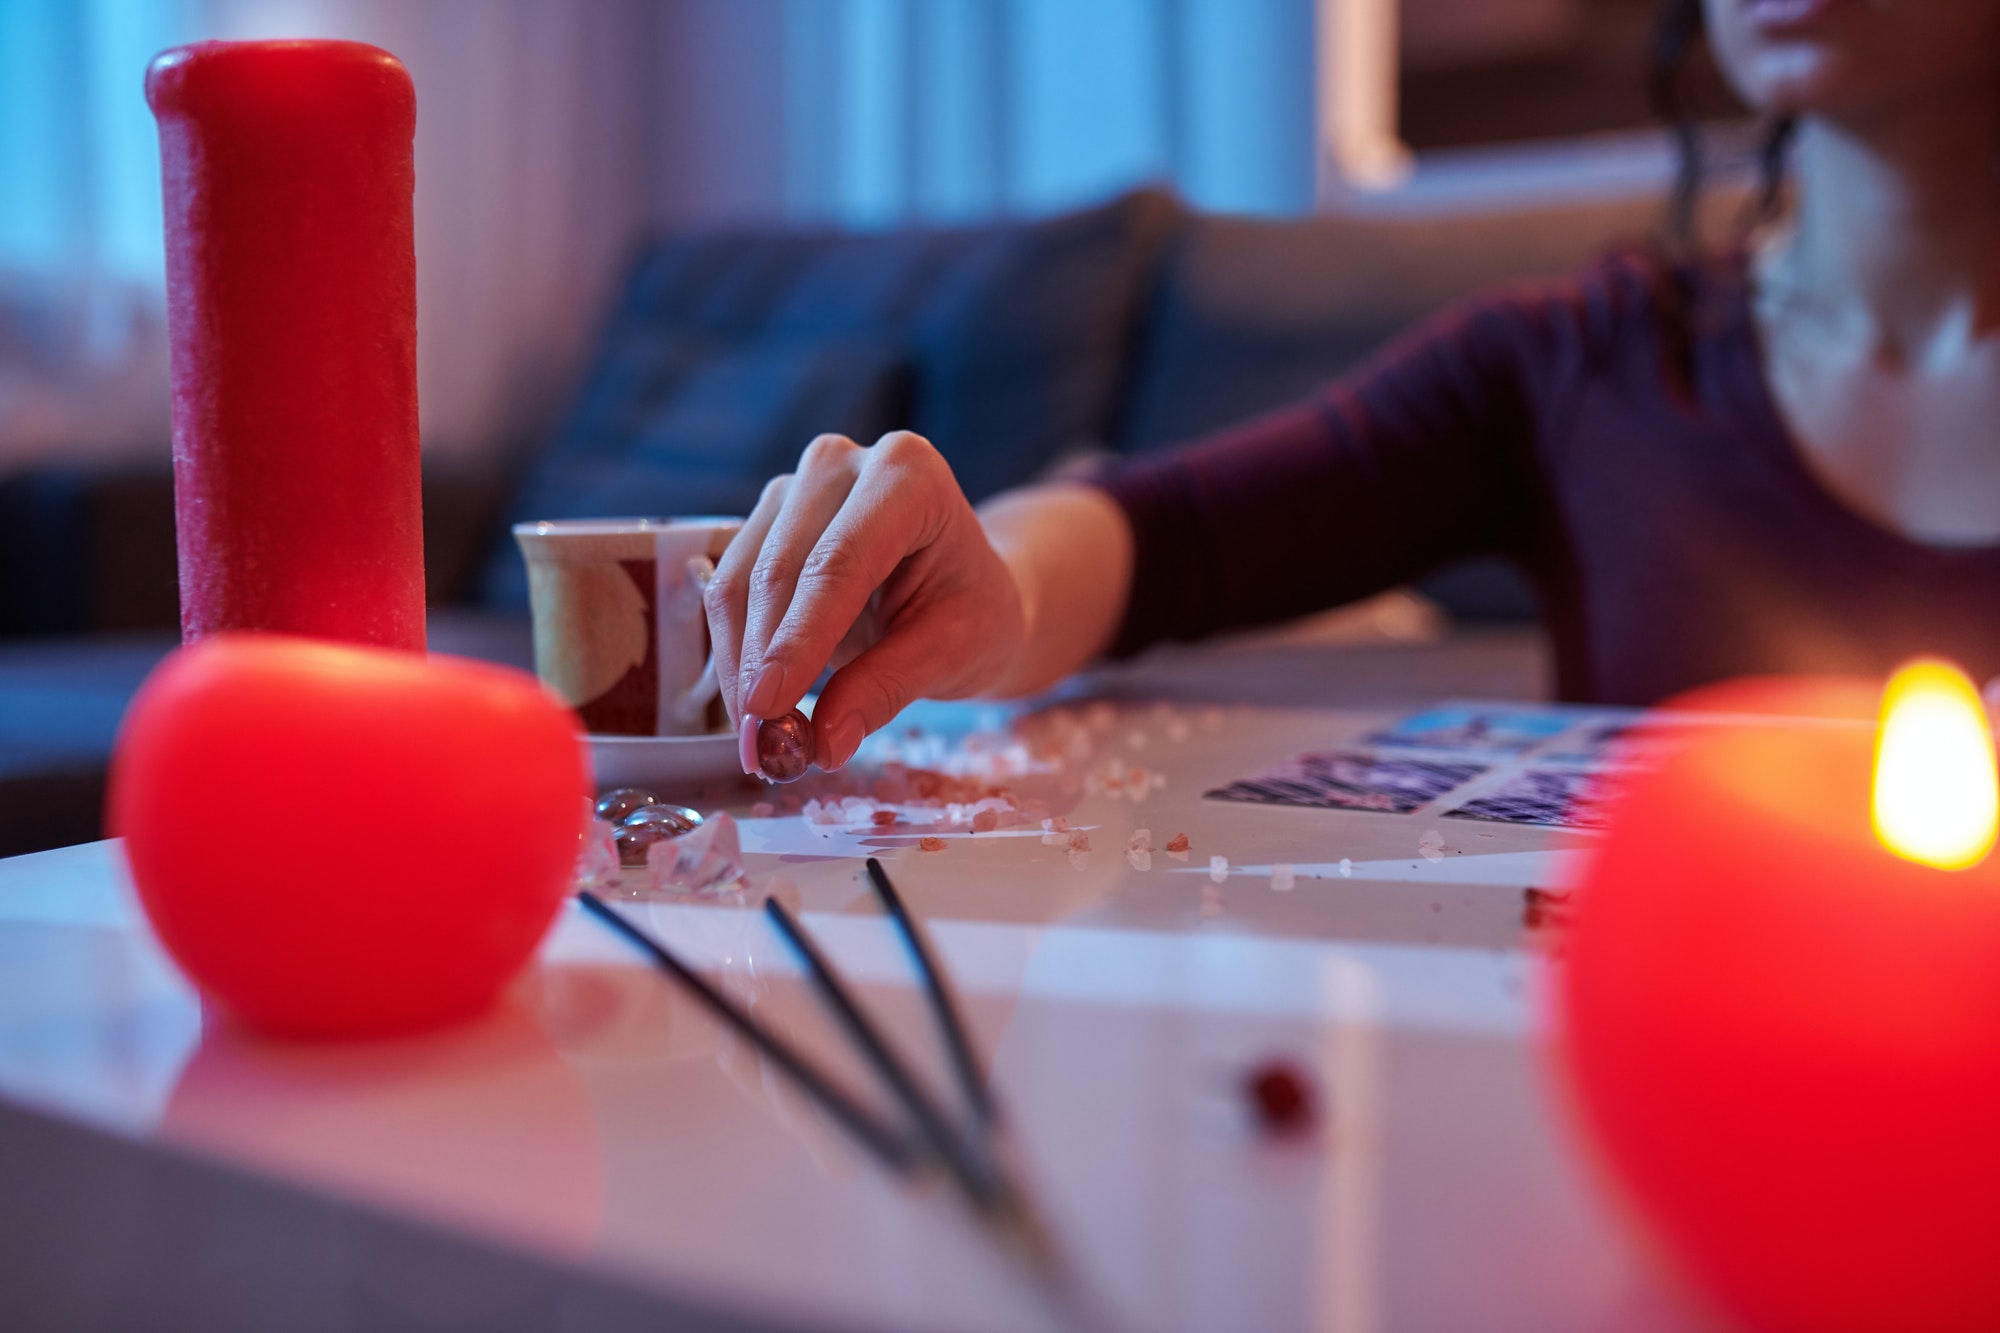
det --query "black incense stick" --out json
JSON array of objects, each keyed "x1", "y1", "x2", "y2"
[
  {"x1": 864, "y1": 856, "x2": 995, "y2": 1126},
  {"x1": 763, "y1": 896, "x2": 1004, "y2": 1208},
  {"x1": 574, "y1": 891, "x2": 914, "y2": 1173}
]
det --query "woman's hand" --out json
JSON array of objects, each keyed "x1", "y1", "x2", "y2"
[{"x1": 706, "y1": 431, "x2": 1029, "y2": 773}]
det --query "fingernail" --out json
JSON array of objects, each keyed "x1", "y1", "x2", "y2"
[
  {"x1": 817, "y1": 712, "x2": 865, "y2": 772},
  {"x1": 738, "y1": 713, "x2": 763, "y2": 776},
  {"x1": 744, "y1": 661, "x2": 785, "y2": 717}
]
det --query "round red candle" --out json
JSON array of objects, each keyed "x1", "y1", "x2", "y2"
[
  {"x1": 1560, "y1": 673, "x2": 2000, "y2": 1333},
  {"x1": 110, "y1": 634, "x2": 588, "y2": 1038},
  {"x1": 146, "y1": 40, "x2": 424, "y2": 649}
]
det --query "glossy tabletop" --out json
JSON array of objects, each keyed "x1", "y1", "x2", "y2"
[{"x1": 0, "y1": 654, "x2": 1727, "y2": 1333}]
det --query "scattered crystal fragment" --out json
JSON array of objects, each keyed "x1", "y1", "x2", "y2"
[
  {"x1": 1042, "y1": 816, "x2": 1069, "y2": 833},
  {"x1": 1209, "y1": 855, "x2": 1228, "y2": 884},
  {"x1": 1127, "y1": 827, "x2": 1153, "y2": 853},
  {"x1": 1126, "y1": 848, "x2": 1152, "y2": 871},
  {"x1": 1271, "y1": 863, "x2": 1296, "y2": 892},
  {"x1": 1244, "y1": 1059, "x2": 1316, "y2": 1135},
  {"x1": 972, "y1": 808, "x2": 999, "y2": 833},
  {"x1": 577, "y1": 819, "x2": 620, "y2": 887},
  {"x1": 596, "y1": 788, "x2": 661, "y2": 825},
  {"x1": 1166, "y1": 832, "x2": 1190, "y2": 854},
  {"x1": 1067, "y1": 829, "x2": 1091, "y2": 852},
  {"x1": 750, "y1": 801, "x2": 776, "y2": 819},
  {"x1": 1338, "y1": 857, "x2": 1353, "y2": 878},
  {"x1": 919, "y1": 836, "x2": 947, "y2": 852},
  {"x1": 1523, "y1": 886, "x2": 1576, "y2": 929},
  {"x1": 873, "y1": 809, "x2": 899, "y2": 827},
  {"x1": 646, "y1": 812, "x2": 745, "y2": 894},
  {"x1": 755, "y1": 709, "x2": 815, "y2": 783},
  {"x1": 1418, "y1": 829, "x2": 1446, "y2": 863}
]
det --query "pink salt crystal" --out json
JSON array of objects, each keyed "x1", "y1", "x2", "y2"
[
  {"x1": 1127, "y1": 828, "x2": 1153, "y2": 853},
  {"x1": 1166, "y1": 832, "x2": 1190, "y2": 854},
  {"x1": 972, "y1": 809, "x2": 999, "y2": 833},
  {"x1": 920, "y1": 836, "x2": 947, "y2": 852},
  {"x1": 873, "y1": 809, "x2": 899, "y2": 827},
  {"x1": 750, "y1": 802, "x2": 776, "y2": 819},
  {"x1": 645, "y1": 812, "x2": 744, "y2": 895},
  {"x1": 1067, "y1": 829, "x2": 1091, "y2": 852},
  {"x1": 1418, "y1": 829, "x2": 1446, "y2": 863},
  {"x1": 1271, "y1": 863, "x2": 1296, "y2": 892},
  {"x1": 1208, "y1": 855, "x2": 1229, "y2": 885},
  {"x1": 577, "y1": 819, "x2": 620, "y2": 889}
]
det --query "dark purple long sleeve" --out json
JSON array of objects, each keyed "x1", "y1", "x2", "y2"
[{"x1": 1092, "y1": 251, "x2": 2000, "y2": 706}]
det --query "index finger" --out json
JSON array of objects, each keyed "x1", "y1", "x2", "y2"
[{"x1": 755, "y1": 436, "x2": 949, "y2": 715}]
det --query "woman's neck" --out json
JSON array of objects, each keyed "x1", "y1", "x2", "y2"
[{"x1": 1778, "y1": 93, "x2": 2000, "y2": 369}]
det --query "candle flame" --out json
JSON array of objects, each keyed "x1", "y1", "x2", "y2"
[{"x1": 1872, "y1": 659, "x2": 1999, "y2": 870}]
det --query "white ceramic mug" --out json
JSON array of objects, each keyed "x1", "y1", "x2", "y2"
[{"x1": 512, "y1": 517, "x2": 741, "y2": 736}]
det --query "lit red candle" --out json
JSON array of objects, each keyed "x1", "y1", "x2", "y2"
[
  {"x1": 1561, "y1": 662, "x2": 2000, "y2": 1333},
  {"x1": 146, "y1": 40, "x2": 424, "y2": 649}
]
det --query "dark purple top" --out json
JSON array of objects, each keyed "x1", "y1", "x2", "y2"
[{"x1": 1092, "y1": 251, "x2": 2000, "y2": 705}]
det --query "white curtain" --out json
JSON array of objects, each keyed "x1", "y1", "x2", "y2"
[
  {"x1": 0, "y1": 0, "x2": 1342, "y2": 471},
  {"x1": 778, "y1": 0, "x2": 1320, "y2": 227},
  {"x1": 0, "y1": 0, "x2": 663, "y2": 467}
]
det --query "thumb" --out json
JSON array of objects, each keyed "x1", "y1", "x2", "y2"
[{"x1": 809, "y1": 627, "x2": 955, "y2": 771}]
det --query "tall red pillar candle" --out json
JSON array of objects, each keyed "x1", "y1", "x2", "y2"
[{"x1": 146, "y1": 40, "x2": 424, "y2": 649}]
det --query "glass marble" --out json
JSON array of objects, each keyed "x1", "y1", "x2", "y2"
[
  {"x1": 615, "y1": 803, "x2": 704, "y2": 867},
  {"x1": 596, "y1": 788, "x2": 662, "y2": 825},
  {"x1": 756, "y1": 709, "x2": 814, "y2": 783}
]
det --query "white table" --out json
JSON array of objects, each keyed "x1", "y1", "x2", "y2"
[{"x1": 0, "y1": 647, "x2": 1727, "y2": 1333}]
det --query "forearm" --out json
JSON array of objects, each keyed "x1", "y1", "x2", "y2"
[{"x1": 977, "y1": 482, "x2": 1134, "y2": 697}]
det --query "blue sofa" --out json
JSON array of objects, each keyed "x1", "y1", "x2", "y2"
[{"x1": 0, "y1": 187, "x2": 1671, "y2": 856}]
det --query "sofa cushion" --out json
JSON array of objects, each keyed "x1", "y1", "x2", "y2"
[{"x1": 478, "y1": 190, "x2": 1181, "y2": 609}]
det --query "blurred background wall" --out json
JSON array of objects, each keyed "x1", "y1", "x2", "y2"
[{"x1": 0, "y1": 0, "x2": 1716, "y2": 472}]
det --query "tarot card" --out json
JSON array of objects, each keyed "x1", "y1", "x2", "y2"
[
  {"x1": 1443, "y1": 767, "x2": 1619, "y2": 829},
  {"x1": 1534, "y1": 715, "x2": 1712, "y2": 769},
  {"x1": 1365, "y1": 704, "x2": 1575, "y2": 756},
  {"x1": 1207, "y1": 751, "x2": 1489, "y2": 814}
]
